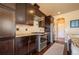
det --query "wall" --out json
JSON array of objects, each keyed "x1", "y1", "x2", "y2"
[
  {"x1": 54, "y1": 10, "x2": 79, "y2": 40},
  {"x1": 16, "y1": 21, "x2": 44, "y2": 35}
]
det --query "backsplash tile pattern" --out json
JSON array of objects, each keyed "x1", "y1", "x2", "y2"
[{"x1": 16, "y1": 24, "x2": 44, "y2": 35}]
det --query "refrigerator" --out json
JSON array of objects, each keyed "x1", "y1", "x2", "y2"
[{"x1": 0, "y1": 4, "x2": 15, "y2": 54}]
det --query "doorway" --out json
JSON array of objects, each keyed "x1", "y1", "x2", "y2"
[{"x1": 57, "y1": 18, "x2": 65, "y2": 43}]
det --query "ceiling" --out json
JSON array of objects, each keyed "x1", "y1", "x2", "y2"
[
  {"x1": 2, "y1": 3, "x2": 79, "y2": 16},
  {"x1": 38, "y1": 3, "x2": 79, "y2": 16}
]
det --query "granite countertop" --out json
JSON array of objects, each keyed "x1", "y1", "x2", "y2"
[{"x1": 16, "y1": 32, "x2": 48, "y2": 37}]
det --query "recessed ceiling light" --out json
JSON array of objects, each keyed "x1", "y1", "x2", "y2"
[{"x1": 57, "y1": 12, "x2": 61, "y2": 15}]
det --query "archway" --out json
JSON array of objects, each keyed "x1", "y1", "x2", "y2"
[{"x1": 56, "y1": 18, "x2": 65, "y2": 43}]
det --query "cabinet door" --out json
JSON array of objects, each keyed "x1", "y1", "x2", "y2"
[
  {"x1": 0, "y1": 39, "x2": 14, "y2": 55},
  {"x1": 0, "y1": 6, "x2": 15, "y2": 37},
  {"x1": 35, "y1": 10, "x2": 41, "y2": 17},
  {"x1": 26, "y1": 4, "x2": 35, "y2": 25},
  {"x1": 16, "y1": 4, "x2": 26, "y2": 24},
  {"x1": 0, "y1": 4, "x2": 15, "y2": 55},
  {"x1": 45, "y1": 16, "x2": 54, "y2": 25},
  {"x1": 35, "y1": 9, "x2": 45, "y2": 27},
  {"x1": 15, "y1": 37, "x2": 28, "y2": 55},
  {"x1": 29, "y1": 36, "x2": 36, "y2": 54}
]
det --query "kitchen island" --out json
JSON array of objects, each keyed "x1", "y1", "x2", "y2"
[{"x1": 15, "y1": 32, "x2": 47, "y2": 55}]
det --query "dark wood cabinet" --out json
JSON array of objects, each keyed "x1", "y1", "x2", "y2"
[
  {"x1": 0, "y1": 4, "x2": 15, "y2": 37},
  {"x1": 45, "y1": 16, "x2": 54, "y2": 32},
  {"x1": 45, "y1": 16, "x2": 51, "y2": 25},
  {"x1": 15, "y1": 37, "x2": 28, "y2": 55},
  {"x1": 35, "y1": 8, "x2": 46, "y2": 27},
  {"x1": 45, "y1": 16, "x2": 54, "y2": 25},
  {"x1": 16, "y1": 3, "x2": 46, "y2": 27},
  {"x1": 35, "y1": 9, "x2": 44, "y2": 17},
  {"x1": 45, "y1": 16, "x2": 54, "y2": 44},
  {"x1": 0, "y1": 39, "x2": 14, "y2": 55},
  {"x1": 26, "y1": 4, "x2": 35, "y2": 25},
  {"x1": 1, "y1": 3, "x2": 16, "y2": 10},
  {"x1": 0, "y1": 3, "x2": 47, "y2": 55},
  {"x1": 16, "y1": 4, "x2": 26, "y2": 24},
  {"x1": 28, "y1": 36, "x2": 36, "y2": 54},
  {"x1": 0, "y1": 4, "x2": 15, "y2": 55},
  {"x1": 15, "y1": 36, "x2": 36, "y2": 55},
  {"x1": 16, "y1": 3, "x2": 35, "y2": 25}
]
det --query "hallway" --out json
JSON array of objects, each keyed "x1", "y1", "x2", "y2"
[{"x1": 43, "y1": 42, "x2": 64, "y2": 55}]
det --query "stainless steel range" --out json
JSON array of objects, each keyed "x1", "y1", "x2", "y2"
[{"x1": 35, "y1": 32, "x2": 47, "y2": 52}]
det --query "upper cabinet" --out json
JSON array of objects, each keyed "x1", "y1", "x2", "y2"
[
  {"x1": 16, "y1": 3, "x2": 35, "y2": 25},
  {"x1": 16, "y1": 3, "x2": 46, "y2": 27},
  {"x1": 45, "y1": 16, "x2": 54, "y2": 32},
  {"x1": 45, "y1": 16, "x2": 54, "y2": 25},
  {"x1": 34, "y1": 4, "x2": 46, "y2": 27},
  {"x1": 1, "y1": 3, "x2": 16, "y2": 10},
  {"x1": 16, "y1": 4, "x2": 26, "y2": 24},
  {"x1": 26, "y1": 4, "x2": 36, "y2": 25},
  {"x1": 37, "y1": 11, "x2": 45, "y2": 27}
]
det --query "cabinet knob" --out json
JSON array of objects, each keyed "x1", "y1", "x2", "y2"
[
  {"x1": 16, "y1": 28, "x2": 19, "y2": 31},
  {"x1": 25, "y1": 28, "x2": 27, "y2": 31}
]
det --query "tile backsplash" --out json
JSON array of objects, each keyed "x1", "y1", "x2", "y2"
[{"x1": 16, "y1": 24, "x2": 44, "y2": 35}]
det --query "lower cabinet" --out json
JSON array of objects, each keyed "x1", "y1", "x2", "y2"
[
  {"x1": 0, "y1": 39, "x2": 14, "y2": 55},
  {"x1": 0, "y1": 36, "x2": 36, "y2": 55},
  {"x1": 14, "y1": 37, "x2": 28, "y2": 55},
  {"x1": 28, "y1": 36, "x2": 36, "y2": 54},
  {"x1": 15, "y1": 36, "x2": 36, "y2": 55}
]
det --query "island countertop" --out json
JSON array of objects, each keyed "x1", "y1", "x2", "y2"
[{"x1": 16, "y1": 32, "x2": 48, "y2": 37}]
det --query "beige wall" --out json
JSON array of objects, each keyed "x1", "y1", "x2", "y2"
[{"x1": 54, "y1": 10, "x2": 79, "y2": 39}]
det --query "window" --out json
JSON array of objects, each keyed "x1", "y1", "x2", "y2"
[{"x1": 70, "y1": 20, "x2": 79, "y2": 28}]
